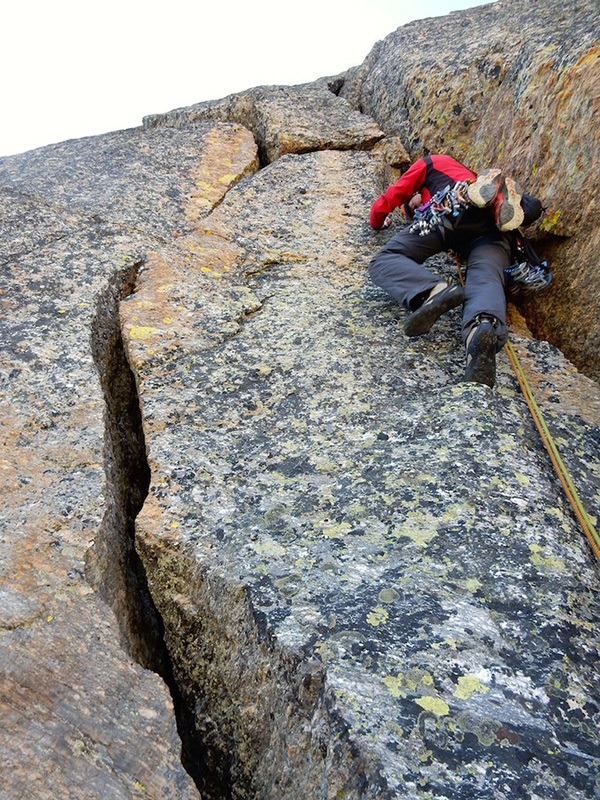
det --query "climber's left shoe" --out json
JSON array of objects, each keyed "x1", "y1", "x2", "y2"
[{"x1": 403, "y1": 283, "x2": 465, "y2": 337}]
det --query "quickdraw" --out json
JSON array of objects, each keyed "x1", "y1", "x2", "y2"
[
  {"x1": 409, "y1": 181, "x2": 471, "y2": 236},
  {"x1": 505, "y1": 232, "x2": 552, "y2": 294},
  {"x1": 504, "y1": 260, "x2": 552, "y2": 294}
]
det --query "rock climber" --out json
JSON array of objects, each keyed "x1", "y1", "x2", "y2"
[{"x1": 368, "y1": 154, "x2": 542, "y2": 388}]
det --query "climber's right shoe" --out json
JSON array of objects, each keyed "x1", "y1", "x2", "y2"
[
  {"x1": 467, "y1": 168, "x2": 503, "y2": 208},
  {"x1": 464, "y1": 318, "x2": 498, "y2": 387},
  {"x1": 403, "y1": 283, "x2": 465, "y2": 337}
]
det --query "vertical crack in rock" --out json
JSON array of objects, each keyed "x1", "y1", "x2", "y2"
[{"x1": 88, "y1": 261, "x2": 209, "y2": 796}]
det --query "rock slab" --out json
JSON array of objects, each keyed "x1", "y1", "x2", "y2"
[
  {"x1": 122, "y1": 120, "x2": 600, "y2": 796},
  {"x1": 1, "y1": 4, "x2": 600, "y2": 799}
]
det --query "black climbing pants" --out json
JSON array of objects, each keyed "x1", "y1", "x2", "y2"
[{"x1": 369, "y1": 208, "x2": 512, "y2": 348}]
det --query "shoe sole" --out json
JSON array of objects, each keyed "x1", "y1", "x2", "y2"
[
  {"x1": 497, "y1": 177, "x2": 525, "y2": 231},
  {"x1": 464, "y1": 326, "x2": 497, "y2": 387},
  {"x1": 467, "y1": 169, "x2": 503, "y2": 208},
  {"x1": 403, "y1": 286, "x2": 465, "y2": 337}
]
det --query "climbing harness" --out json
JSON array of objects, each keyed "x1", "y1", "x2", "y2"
[
  {"x1": 453, "y1": 258, "x2": 600, "y2": 562},
  {"x1": 409, "y1": 181, "x2": 471, "y2": 236}
]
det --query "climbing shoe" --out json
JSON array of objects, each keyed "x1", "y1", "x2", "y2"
[
  {"x1": 464, "y1": 318, "x2": 498, "y2": 387},
  {"x1": 467, "y1": 168, "x2": 503, "y2": 208},
  {"x1": 403, "y1": 283, "x2": 465, "y2": 337},
  {"x1": 493, "y1": 177, "x2": 524, "y2": 231}
]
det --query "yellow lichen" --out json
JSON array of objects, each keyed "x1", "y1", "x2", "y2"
[
  {"x1": 129, "y1": 326, "x2": 160, "y2": 340},
  {"x1": 378, "y1": 587, "x2": 400, "y2": 604},
  {"x1": 392, "y1": 510, "x2": 438, "y2": 547},
  {"x1": 454, "y1": 675, "x2": 489, "y2": 700},
  {"x1": 383, "y1": 675, "x2": 407, "y2": 698},
  {"x1": 539, "y1": 209, "x2": 561, "y2": 232},
  {"x1": 366, "y1": 606, "x2": 389, "y2": 626},
  {"x1": 515, "y1": 472, "x2": 530, "y2": 487},
  {"x1": 322, "y1": 522, "x2": 352, "y2": 539},
  {"x1": 415, "y1": 696, "x2": 450, "y2": 716},
  {"x1": 529, "y1": 544, "x2": 567, "y2": 573},
  {"x1": 405, "y1": 668, "x2": 433, "y2": 691},
  {"x1": 251, "y1": 537, "x2": 286, "y2": 557}
]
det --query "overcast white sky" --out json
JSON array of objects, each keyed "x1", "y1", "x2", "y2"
[{"x1": 1, "y1": 0, "x2": 493, "y2": 158}]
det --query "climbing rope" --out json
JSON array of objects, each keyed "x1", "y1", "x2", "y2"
[
  {"x1": 453, "y1": 258, "x2": 600, "y2": 561},
  {"x1": 504, "y1": 341, "x2": 600, "y2": 561}
]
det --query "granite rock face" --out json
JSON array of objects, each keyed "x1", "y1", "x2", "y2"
[
  {"x1": 338, "y1": 0, "x2": 600, "y2": 381},
  {"x1": 123, "y1": 139, "x2": 600, "y2": 797},
  {"x1": 1, "y1": 3, "x2": 600, "y2": 800},
  {"x1": 144, "y1": 82, "x2": 386, "y2": 166},
  {"x1": 0, "y1": 122, "x2": 254, "y2": 799}
]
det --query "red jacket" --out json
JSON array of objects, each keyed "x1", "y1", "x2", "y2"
[{"x1": 369, "y1": 154, "x2": 476, "y2": 229}]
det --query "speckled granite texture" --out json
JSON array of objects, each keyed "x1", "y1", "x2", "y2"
[
  {"x1": 1, "y1": 3, "x2": 599, "y2": 799},
  {"x1": 0, "y1": 123, "x2": 235, "y2": 799},
  {"x1": 123, "y1": 141, "x2": 600, "y2": 797}
]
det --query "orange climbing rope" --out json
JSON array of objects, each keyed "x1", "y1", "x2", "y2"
[{"x1": 454, "y1": 257, "x2": 600, "y2": 562}]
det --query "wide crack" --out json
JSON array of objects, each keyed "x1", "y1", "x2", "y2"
[{"x1": 88, "y1": 261, "x2": 213, "y2": 797}]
